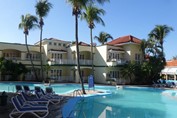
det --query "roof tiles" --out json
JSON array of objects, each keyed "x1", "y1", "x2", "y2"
[{"x1": 107, "y1": 35, "x2": 142, "y2": 45}]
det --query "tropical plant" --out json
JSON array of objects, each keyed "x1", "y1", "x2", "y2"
[
  {"x1": 66, "y1": 0, "x2": 109, "y2": 94},
  {"x1": 43, "y1": 64, "x2": 51, "y2": 79},
  {"x1": 94, "y1": 31, "x2": 113, "y2": 45},
  {"x1": 18, "y1": 14, "x2": 39, "y2": 81},
  {"x1": 0, "y1": 57, "x2": 28, "y2": 81},
  {"x1": 81, "y1": 4, "x2": 105, "y2": 76},
  {"x1": 121, "y1": 62, "x2": 136, "y2": 83},
  {"x1": 35, "y1": 0, "x2": 52, "y2": 81},
  {"x1": 148, "y1": 25, "x2": 173, "y2": 60}
]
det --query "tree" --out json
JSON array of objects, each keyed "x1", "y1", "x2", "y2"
[
  {"x1": 81, "y1": 4, "x2": 105, "y2": 76},
  {"x1": 43, "y1": 64, "x2": 51, "y2": 79},
  {"x1": 0, "y1": 57, "x2": 28, "y2": 81},
  {"x1": 66, "y1": 0, "x2": 87, "y2": 94},
  {"x1": 121, "y1": 62, "x2": 136, "y2": 83},
  {"x1": 94, "y1": 31, "x2": 113, "y2": 45},
  {"x1": 66, "y1": 0, "x2": 109, "y2": 94},
  {"x1": 18, "y1": 14, "x2": 39, "y2": 81},
  {"x1": 35, "y1": 0, "x2": 52, "y2": 81},
  {"x1": 148, "y1": 25, "x2": 173, "y2": 60}
]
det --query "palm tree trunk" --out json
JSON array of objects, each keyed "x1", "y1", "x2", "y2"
[
  {"x1": 75, "y1": 14, "x2": 86, "y2": 94},
  {"x1": 25, "y1": 34, "x2": 38, "y2": 81},
  {"x1": 40, "y1": 26, "x2": 44, "y2": 81},
  {"x1": 90, "y1": 28, "x2": 94, "y2": 76}
]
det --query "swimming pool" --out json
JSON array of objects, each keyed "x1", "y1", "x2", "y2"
[
  {"x1": 0, "y1": 82, "x2": 83, "y2": 94},
  {"x1": 1, "y1": 82, "x2": 177, "y2": 118},
  {"x1": 63, "y1": 86, "x2": 177, "y2": 118}
]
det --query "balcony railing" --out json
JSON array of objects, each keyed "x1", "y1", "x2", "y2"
[
  {"x1": 50, "y1": 76, "x2": 74, "y2": 82},
  {"x1": 5, "y1": 57, "x2": 21, "y2": 60},
  {"x1": 50, "y1": 76, "x2": 89, "y2": 83},
  {"x1": 107, "y1": 58, "x2": 127, "y2": 66},
  {"x1": 4, "y1": 57, "x2": 40, "y2": 61},
  {"x1": 49, "y1": 59, "x2": 92, "y2": 65}
]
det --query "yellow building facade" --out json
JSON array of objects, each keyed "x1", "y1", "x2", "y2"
[{"x1": 0, "y1": 35, "x2": 142, "y2": 84}]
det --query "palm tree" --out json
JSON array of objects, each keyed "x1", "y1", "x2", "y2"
[
  {"x1": 67, "y1": 0, "x2": 88, "y2": 94},
  {"x1": 81, "y1": 4, "x2": 105, "y2": 76},
  {"x1": 66, "y1": 0, "x2": 109, "y2": 94},
  {"x1": 121, "y1": 63, "x2": 136, "y2": 83},
  {"x1": 148, "y1": 25, "x2": 173, "y2": 59},
  {"x1": 18, "y1": 14, "x2": 39, "y2": 81},
  {"x1": 94, "y1": 31, "x2": 113, "y2": 45},
  {"x1": 140, "y1": 39, "x2": 148, "y2": 60},
  {"x1": 35, "y1": 0, "x2": 52, "y2": 81}
]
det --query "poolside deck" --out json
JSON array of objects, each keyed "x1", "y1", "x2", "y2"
[
  {"x1": 0, "y1": 92, "x2": 71, "y2": 118},
  {"x1": 0, "y1": 90, "x2": 103, "y2": 118}
]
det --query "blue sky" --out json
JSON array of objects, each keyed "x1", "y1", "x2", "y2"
[{"x1": 0, "y1": 0, "x2": 177, "y2": 60}]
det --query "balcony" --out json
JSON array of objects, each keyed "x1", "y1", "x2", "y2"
[
  {"x1": 48, "y1": 59, "x2": 92, "y2": 65},
  {"x1": 50, "y1": 76, "x2": 74, "y2": 82},
  {"x1": 107, "y1": 58, "x2": 127, "y2": 66}
]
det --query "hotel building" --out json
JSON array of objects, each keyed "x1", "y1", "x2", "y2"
[{"x1": 0, "y1": 35, "x2": 143, "y2": 84}]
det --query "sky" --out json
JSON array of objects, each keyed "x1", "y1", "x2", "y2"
[{"x1": 0, "y1": 0, "x2": 177, "y2": 60}]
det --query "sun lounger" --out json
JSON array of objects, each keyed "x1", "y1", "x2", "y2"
[
  {"x1": 16, "y1": 95, "x2": 48, "y2": 108},
  {"x1": 35, "y1": 86, "x2": 62, "y2": 99},
  {"x1": 23, "y1": 85, "x2": 35, "y2": 94},
  {"x1": 41, "y1": 88, "x2": 62, "y2": 99},
  {"x1": 9, "y1": 97, "x2": 49, "y2": 118},
  {"x1": 21, "y1": 92, "x2": 49, "y2": 105},
  {"x1": 35, "y1": 91, "x2": 61, "y2": 105},
  {"x1": 45, "y1": 87, "x2": 55, "y2": 95},
  {"x1": 15, "y1": 85, "x2": 23, "y2": 93}
]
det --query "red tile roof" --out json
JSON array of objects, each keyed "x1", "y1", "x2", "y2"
[
  {"x1": 107, "y1": 35, "x2": 142, "y2": 45},
  {"x1": 166, "y1": 60, "x2": 177, "y2": 67},
  {"x1": 72, "y1": 41, "x2": 90, "y2": 46}
]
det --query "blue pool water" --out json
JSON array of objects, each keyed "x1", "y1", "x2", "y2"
[
  {"x1": 1, "y1": 82, "x2": 177, "y2": 118},
  {"x1": 64, "y1": 86, "x2": 177, "y2": 118},
  {"x1": 0, "y1": 82, "x2": 82, "y2": 94}
]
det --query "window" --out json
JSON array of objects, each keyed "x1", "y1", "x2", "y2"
[
  {"x1": 58, "y1": 43, "x2": 61, "y2": 46},
  {"x1": 49, "y1": 42, "x2": 52, "y2": 45},
  {"x1": 26, "y1": 53, "x2": 40, "y2": 60},
  {"x1": 135, "y1": 54, "x2": 141, "y2": 64},
  {"x1": 63, "y1": 44, "x2": 66, "y2": 47},
  {"x1": 115, "y1": 54, "x2": 119, "y2": 60},
  {"x1": 79, "y1": 54, "x2": 84, "y2": 59},
  {"x1": 54, "y1": 42, "x2": 57, "y2": 46},
  {"x1": 50, "y1": 69, "x2": 62, "y2": 79},
  {"x1": 109, "y1": 71, "x2": 119, "y2": 78},
  {"x1": 57, "y1": 54, "x2": 62, "y2": 59}
]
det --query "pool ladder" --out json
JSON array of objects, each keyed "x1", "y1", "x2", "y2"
[{"x1": 73, "y1": 89, "x2": 84, "y2": 97}]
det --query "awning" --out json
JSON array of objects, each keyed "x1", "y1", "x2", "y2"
[
  {"x1": 108, "y1": 48, "x2": 125, "y2": 53},
  {"x1": 161, "y1": 67, "x2": 177, "y2": 75},
  {"x1": 48, "y1": 49, "x2": 67, "y2": 54}
]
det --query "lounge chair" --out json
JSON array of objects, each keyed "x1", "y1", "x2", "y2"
[
  {"x1": 15, "y1": 85, "x2": 23, "y2": 93},
  {"x1": 21, "y1": 92, "x2": 49, "y2": 105},
  {"x1": 35, "y1": 86, "x2": 62, "y2": 99},
  {"x1": 152, "y1": 81, "x2": 161, "y2": 87},
  {"x1": 41, "y1": 88, "x2": 62, "y2": 99},
  {"x1": 9, "y1": 97, "x2": 49, "y2": 118},
  {"x1": 35, "y1": 86, "x2": 42, "y2": 93},
  {"x1": 16, "y1": 95, "x2": 48, "y2": 108},
  {"x1": 45, "y1": 87, "x2": 55, "y2": 95},
  {"x1": 23, "y1": 85, "x2": 35, "y2": 94},
  {"x1": 35, "y1": 91, "x2": 61, "y2": 105}
]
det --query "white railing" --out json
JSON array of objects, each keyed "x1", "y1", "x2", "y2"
[
  {"x1": 49, "y1": 59, "x2": 92, "y2": 65},
  {"x1": 107, "y1": 58, "x2": 127, "y2": 66},
  {"x1": 50, "y1": 76, "x2": 74, "y2": 82},
  {"x1": 5, "y1": 57, "x2": 21, "y2": 60}
]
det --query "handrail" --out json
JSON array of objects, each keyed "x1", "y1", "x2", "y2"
[{"x1": 73, "y1": 89, "x2": 84, "y2": 97}]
